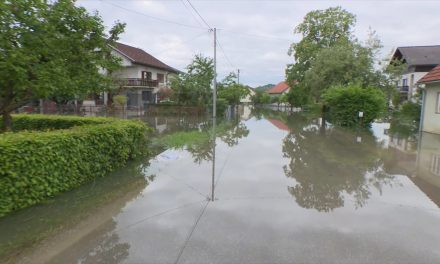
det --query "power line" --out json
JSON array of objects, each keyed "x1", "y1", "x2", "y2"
[
  {"x1": 100, "y1": 1, "x2": 206, "y2": 30},
  {"x1": 185, "y1": 0, "x2": 212, "y2": 29},
  {"x1": 180, "y1": 0, "x2": 207, "y2": 29},
  {"x1": 216, "y1": 38, "x2": 235, "y2": 70},
  {"x1": 154, "y1": 31, "x2": 210, "y2": 55}
]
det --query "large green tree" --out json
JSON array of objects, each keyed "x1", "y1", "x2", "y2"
[
  {"x1": 286, "y1": 6, "x2": 356, "y2": 85},
  {"x1": 0, "y1": 0, "x2": 125, "y2": 130},
  {"x1": 303, "y1": 41, "x2": 381, "y2": 101},
  {"x1": 171, "y1": 54, "x2": 214, "y2": 108}
]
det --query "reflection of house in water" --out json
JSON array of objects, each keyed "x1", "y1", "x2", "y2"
[
  {"x1": 415, "y1": 132, "x2": 440, "y2": 207},
  {"x1": 267, "y1": 118, "x2": 290, "y2": 132},
  {"x1": 238, "y1": 105, "x2": 253, "y2": 121},
  {"x1": 388, "y1": 134, "x2": 417, "y2": 153}
]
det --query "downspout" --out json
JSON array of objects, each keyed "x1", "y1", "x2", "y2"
[{"x1": 415, "y1": 84, "x2": 426, "y2": 174}]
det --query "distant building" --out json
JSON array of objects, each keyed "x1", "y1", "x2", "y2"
[
  {"x1": 266, "y1": 81, "x2": 290, "y2": 96},
  {"x1": 108, "y1": 42, "x2": 180, "y2": 108},
  {"x1": 390, "y1": 45, "x2": 440, "y2": 101},
  {"x1": 240, "y1": 87, "x2": 255, "y2": 104},
  {"x1": 418, "y1": 65, "x2": 440, "y2": 134}
]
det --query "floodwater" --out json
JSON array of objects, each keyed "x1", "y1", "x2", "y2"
[{"x1": 1, "y1": 107, "x2": 440, "y2": 264}]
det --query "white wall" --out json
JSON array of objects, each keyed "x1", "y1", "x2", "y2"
[{"x1": 422, "y1": 83, "x2": 440, "y2": 134}]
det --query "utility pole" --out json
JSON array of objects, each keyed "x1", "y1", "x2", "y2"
[
  {"x1": 213, "y1": 28, "x2": 217, "y2": 119},
  {"x1": 237, "y1": 69, "x2": 240, "y2": 84}
]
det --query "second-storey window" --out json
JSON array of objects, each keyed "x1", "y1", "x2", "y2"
[{"x1": 157, "y1": 73, "x2": 164, "y2": 83}]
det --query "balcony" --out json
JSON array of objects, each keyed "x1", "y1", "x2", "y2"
[
  {"x1": 117, "y1": 78, "x2": 159, "y2": 88},
  {"x1": 397, "y1": 85, "x2": 409, "y2": 93}
]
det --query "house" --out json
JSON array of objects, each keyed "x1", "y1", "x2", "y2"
[
  {"x1": 390, "y1": 45, "x2": 440, "y2": 101},
  {"x1": 107, "y1": 42, "x2": 180, "y2": 109},
  {"x1": 266, "y1": 81, "x2": 290, "y2": 97},
  {"x1": 417, "y1": 65, "x2": 440, "y2": 134},
  {"x1": 240, "y1": 87, "x2": 255, "y2": 104}
]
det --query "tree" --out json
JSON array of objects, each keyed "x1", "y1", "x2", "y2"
[
  {"x1": 171, "y1": 54, "x2": 214, "y2": 108},
  {"x1": 286, "y1": 7, "x2": 356, "y2": 85},
  {"x1": 217, "y1": 72, "x2": 250, "y2": 106},
  {"x1": 0, "y1": 0, "x2": 125, "y2": 131},
  {"x1": 302, "y1": 41, "x2": 381, "y2": 101}
]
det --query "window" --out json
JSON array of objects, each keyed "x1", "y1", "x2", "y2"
[
  {"x1": 402, "y1": 79, "x2": 408, "y2": 86},
  {"x1": 142, "y1": 71, "x2": 152, "y2": 80},
  {"x1": 436, "y1": 92, "x2": 440, "y2": 114},
  {"x1": 142, "y1": 91, "x2": 152, "y2": 102},
  {"x1": 430, "y1": 154, "x2": 440, "y2": 176},
  {"x1": 157, "y1": 73, "x2": 165, "y2": 83}
]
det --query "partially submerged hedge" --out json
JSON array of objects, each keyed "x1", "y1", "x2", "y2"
[
  {"x1": 1, "y1": 114, "x2": 114, "y2": 131},
  {"x1": 0, "y1": 115, "x2": 150, "y2": 216}
]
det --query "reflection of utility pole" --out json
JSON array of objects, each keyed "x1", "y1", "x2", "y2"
[
  {"x1": 211, "y1": 118, "x2": 216, "y2": 201},
  {"x1": 237, "y1": 69, "x2": 240, "y2": 84},
  {"x1": 211, "y1": 28, "x2": 217, "y2": 202}
]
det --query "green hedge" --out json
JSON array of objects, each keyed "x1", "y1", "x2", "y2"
[
  {"x1": 1, "y1": 114, "x2": 114, "y2": 131},
  {"x1": 0, "y1": 115, "x2": 150, "y2": 216},
  {"x1": 322, "y1": 85, "x2": 386, "y2": 127}
]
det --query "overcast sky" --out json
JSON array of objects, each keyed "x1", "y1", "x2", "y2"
[{"x1": 77, "y1": 0, "x2": 440, "y2": 87}]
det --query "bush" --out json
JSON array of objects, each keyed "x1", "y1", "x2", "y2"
[
  {"x1": 399, "y1": 101, "x2": 421, "y2": 122},
  {"x1": 0, "y1": 115, "x2": 150, "y2": 216},
  {"x1": 1, "y1": 114, "x2": 113, "y2": 131},
  {"x1": 322, "y1": 85, "x2": 386, "y2": 127}
]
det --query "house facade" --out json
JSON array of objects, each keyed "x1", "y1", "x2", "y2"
[
  {"x1": 240, "y1": 87, "x2": 255, "y2": 104},
  {"x1": 266, "y1": 81, "x2": 290, "y2": 96},
  {"x1": 390, "y1": 46, "x2": 440, "y2": 101},
  {"x1": 418, "y1": 65, "x2": 440, "y2": 134},
  {"x1": 108, "y1": 42, "x2": 180, "y2": 109}
]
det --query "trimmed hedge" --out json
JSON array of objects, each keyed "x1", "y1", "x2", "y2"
[
  {"x1": 1, "y1": 114, "x2": 114, "y2": 131},
  {"x1": 0, "y1": 115, "x2": 150, "y2": 216}
]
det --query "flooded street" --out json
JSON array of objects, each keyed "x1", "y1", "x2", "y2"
[{"x1": 1, "y1": 108, "x2": 440, "y2": 264}]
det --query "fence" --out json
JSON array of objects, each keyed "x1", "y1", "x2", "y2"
[{"x1": 18, "y1": 104, "x2": 206, "y2": 118}]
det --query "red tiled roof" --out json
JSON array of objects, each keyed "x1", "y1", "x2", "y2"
[
  {"x1": 267, "y1": 81, "x2": 290, "y2": 94},
  {"x1": 113, "y1": 42, "x2": 179, "y2": 73},
  {"x1": 267, "y1": 118, "x2": 289, "y2": 131},
  {"x1": 418, "y1": 65, "x2": 440, "y2": 84}
]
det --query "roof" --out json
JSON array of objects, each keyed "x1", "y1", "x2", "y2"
[
  {"x1": 392, "y1": 45, "x2": 440, "y2": 66},
  {"x1": 267, "y1": 81, "x2": 290, "y2": 94},
  {"x1": 418, "y1": 65, "x2": 440, "y2": 84},
  {"x1": 267, "y1": 118, "x2": 289, "y2": 131},
  {"x1": 113, "y1": 42, "x2": 179, "y2": 73}
]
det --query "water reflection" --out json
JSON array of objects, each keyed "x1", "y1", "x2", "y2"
[
  {"x1": 0, "y1": 159, "x2": 155, "y2": 263},
  {"x1": 415, "y1": 132, "x2": 440, "y2": 207},
  {"x1": 259, "y1": 109, "x2": 398, "y2": 212}
]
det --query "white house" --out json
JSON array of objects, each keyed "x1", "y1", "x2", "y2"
[
  {"x1": 266, "y1": 81, "x2": 290, "y2": 97},
  {"x1": 390, "y1": 45, "x2": 440, "y2": 101},
  {"x1": 240, "y1": 87, "x2": 255, "y2": 104},
  {"x1": 106, "y1": 42, "x2": 180, "y2": 109},
  {"x1": 418, "y1": 65, "x2": 440, "y2": 134}
]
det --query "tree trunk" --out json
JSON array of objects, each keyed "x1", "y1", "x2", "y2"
[{"x1": 2, "y1": 112, "x2": 12, "y2": 132}]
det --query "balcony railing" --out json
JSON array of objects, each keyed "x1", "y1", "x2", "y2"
[
  {"x1": 117, "y1": 78, "x2": 159, "y2": 88},
  {"x1": 397, "y1": 85, "x2": 409, "y2": 93}
]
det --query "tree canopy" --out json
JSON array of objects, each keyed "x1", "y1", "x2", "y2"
[
  {"x1": 171, "y1": 54, "x2": 214, "y2": 107},
  {"x1": 0, "y1": 0, "x2": 125, "y2": 130},
  {"x1": 286, "y1": 6, "x2": 356, "y2": 84}
]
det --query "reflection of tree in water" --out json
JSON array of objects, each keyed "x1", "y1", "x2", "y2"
[
  {"x1": 77, "y1": 221, "x2": 129, "y2": 264},
  {"x1": 186, "y1": 120, "x2": 249, "y2": 163},
  {"x1": 264, "y1": 110, "x2": 397, "y2": 212}
]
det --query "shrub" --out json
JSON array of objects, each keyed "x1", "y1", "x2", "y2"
[
  {"x1": 0, "y1": 115, "x2": 150, "y2": 216},
  {"x1": 1, "y1": 114, "x2": 113, "y2": 131},
  {"x1": 322, "y1": 85, "x2": 386, "y2": 127}
]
